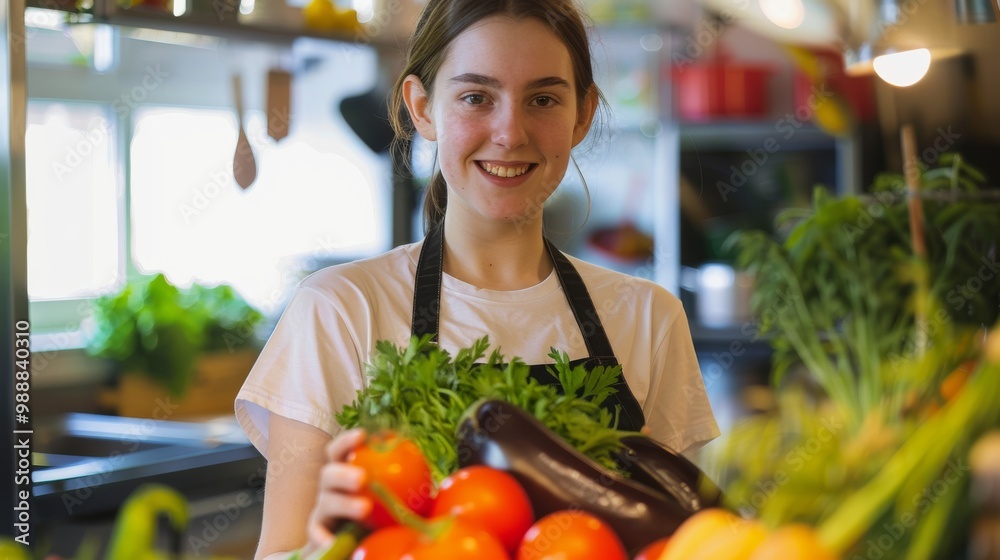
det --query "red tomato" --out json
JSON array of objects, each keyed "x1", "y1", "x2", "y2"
[
  {"x1": 430, "y1": 466, "x2": 534, "y2": 553},
  {"x1": 634, "y1": 537, "x2": 671, "y2": 560},
  {"x1": 402, "y1": 516, "x2": 510, "y2": 560},
  {"x1": 516, "y1": 510, "x2": 628, "y2": 560},
  {"x1": 351, "y1": 525, "x2": 420, "y2": 559},
  {"x1": 347, "y1": 432, "x2": 435, "y2": 529}
]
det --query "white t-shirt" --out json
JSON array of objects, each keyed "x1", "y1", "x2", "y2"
[{"x1": 235, "y1": 240, "x2": 720, "y2": 457}]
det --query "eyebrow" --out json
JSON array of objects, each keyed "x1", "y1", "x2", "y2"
[{"x1": 447, "y1": 73, "x2": 572, "y2": 90}]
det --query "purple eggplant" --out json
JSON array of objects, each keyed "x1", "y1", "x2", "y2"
[
  {"x1": 456, "y1": 399, "x2": 692, "y2": 555},
  {"x1": 614, "y1": 435, "x2": 723, "y2": 513}
]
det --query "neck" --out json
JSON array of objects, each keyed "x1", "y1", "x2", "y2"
[{"x1": 440, "y1": 214, "x2": 553, "y2": 291}]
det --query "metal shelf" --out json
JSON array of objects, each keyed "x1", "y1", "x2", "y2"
[
  {"x1": 678, "y1": 120, "x2": 840, "y2": 151},
  {"x1": 29, "y1": 0, "x2": 403, "y2": 50}
]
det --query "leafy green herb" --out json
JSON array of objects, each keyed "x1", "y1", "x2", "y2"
[
  {"x1": 706, "y1": 155, "x2": 1000, "y2": 558},
  {"x1": 86, "y1": 273, "x2": 264, "y2": 396},
  {"x1": 727, "y1": 156, "x2": 999, "y2": 430},
  {"x1": 335, "y1": 335, "x2": 633, "y2": 481}
]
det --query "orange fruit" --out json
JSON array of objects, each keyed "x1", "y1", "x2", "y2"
[
  {"x1": 661, "y1": 509, "x2": 768, "y2": 560},
  {"x1": 747, "y1": 524, "x2": 837, "y2": 560}
]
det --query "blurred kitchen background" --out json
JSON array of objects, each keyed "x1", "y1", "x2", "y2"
[{"x1": 1, "y1": 0, "x2": 999, "y2": 554}]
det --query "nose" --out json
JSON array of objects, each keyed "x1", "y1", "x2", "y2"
[{"x1": 491, "y1": 102, "x2": 528, "y2": 149}]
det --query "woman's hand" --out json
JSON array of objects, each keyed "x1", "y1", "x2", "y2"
[{"x1": 302, "y1": 428, "x2": 373, "y2": 554}]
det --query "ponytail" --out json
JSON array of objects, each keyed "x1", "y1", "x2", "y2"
[{"x1": 422, "y1": 170, "x2": 448, "y2": 233}]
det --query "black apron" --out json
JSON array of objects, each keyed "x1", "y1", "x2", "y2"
[{"x1": 410, "y1": 223, "x2": 646, "y2": 432}]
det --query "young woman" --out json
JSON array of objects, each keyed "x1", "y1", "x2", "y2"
[{"x1": 235, "y1": 0, "x2": 720, "y2": 557}]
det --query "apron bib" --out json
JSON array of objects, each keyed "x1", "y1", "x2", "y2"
[{"x1": 410, "y1": 223, "x2": 646, "y2": 432}]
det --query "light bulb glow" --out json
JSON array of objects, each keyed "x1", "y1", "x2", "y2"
[
  {"x1": 352, "y1": 0, "x2": 375, "y2": 23},
  {"x1": 873, "y1": 48, "x2": 931, "y2": 87},
  {"x1": 759, "y1": 0, "x2": 806, "y2": 29}
]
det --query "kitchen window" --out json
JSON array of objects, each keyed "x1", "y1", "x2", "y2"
[
  {"x1": 26, "y1": 27, "x2": 391, "y2": 347},
  {"x1": 129, "y1": 106, "x2": 382, "y2": 317},
  {"x1": 26, "y1": 101, "x2": 120, "y2": 300},
  {"x1": 26, "y1": 101, "x2": 121, "y2": 335}
]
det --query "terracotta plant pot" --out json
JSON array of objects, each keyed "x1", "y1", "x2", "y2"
[{"x1": 101, "y1": 349, "x2": 260, "y2": 419}]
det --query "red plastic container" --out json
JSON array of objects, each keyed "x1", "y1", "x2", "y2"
[
  {"x1": 672, "y1": 61, "x2": 772, "y2": 120},
  {"x1": 792, "y1": 48, "x2": 876, "y2": 123}
]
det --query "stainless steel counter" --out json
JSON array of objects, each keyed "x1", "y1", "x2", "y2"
[{"x1": 32, "y1": 413, "x2": 266, "y2": 554}]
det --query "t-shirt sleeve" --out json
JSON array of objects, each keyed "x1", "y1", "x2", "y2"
[
  {"x1": 234, "y1": 285, "x2": 366, "y2": 459},
  {"x1": 643, "y1": 302, "x2": 721, "y2": 454}
]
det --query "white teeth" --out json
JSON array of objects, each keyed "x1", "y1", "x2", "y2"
[{"x1": 482, "y1": 162, "x2": 529, "y2": 177}]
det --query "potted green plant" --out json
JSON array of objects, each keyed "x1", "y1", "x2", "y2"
[{"x1": 86, "y1": 273, "x2": 265, "y2": 417}]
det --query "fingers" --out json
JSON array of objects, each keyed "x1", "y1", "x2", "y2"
[
  {"x1": 317, "y1": 461, "x2": 367, "y2": 494},
  {"x1": 326, "y1": 427, "x2": 366, "y2": 462},
  {"x1": 315, "y1": 460, "x2": 373, "y2": 521},
  {"x1": 306, "y1": 428, "x2": 372, "y2": 550},
  {"x1": 308, "y1": 497, "x2": 364, "y2": 549}
]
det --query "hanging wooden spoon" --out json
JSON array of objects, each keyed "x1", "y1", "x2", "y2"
[
  {"x1": 266, "y1": 68, "x2": 292, "y2": 142},
  {"x1": 232, "y1": 73, "x2": 257, "y2": 190}
]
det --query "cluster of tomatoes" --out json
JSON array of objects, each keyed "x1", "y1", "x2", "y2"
[{"x1": 344, "y1": 432, "x2": 670, "y2": 560}]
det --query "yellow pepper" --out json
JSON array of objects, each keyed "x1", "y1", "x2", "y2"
[
  {"x1": 660, "y1": 508, "x2": 768, "y2": 560},
  {"x1": 303, "y1": 0, "x2": 362, "y2": 33}
]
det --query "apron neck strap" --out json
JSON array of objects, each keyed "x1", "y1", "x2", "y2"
[
  {"x1": 411, "y1": 221, "x2": 615, "y2": 358},
  {"x1": 411, "y1": 221, "x2": 445, "y2": 342},
  {"x1": 542, "y1": 237, "x2": 616, "y2": 358}
]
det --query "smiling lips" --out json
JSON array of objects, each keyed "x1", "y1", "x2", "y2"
[{"x1": 478, "y1": 161, "x2": 534, "y2": 178}]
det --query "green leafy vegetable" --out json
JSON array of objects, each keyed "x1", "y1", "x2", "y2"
[
  {"x1": 705, "y1": 154, "x2": 1000, "y2": 559},
  {"x1": 335, "y1": 335, "x2": 634, "y2": 481},
  {"x1": 727, "y1": 156, "x2": 1000, "y2": 431},
  {"x1": 86, "y1": 273, "x2": 264, "y2": 396}
]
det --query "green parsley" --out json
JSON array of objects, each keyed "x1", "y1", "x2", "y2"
[{"x1": 335, "y1": 335, "x2": 634, "y2": 481}]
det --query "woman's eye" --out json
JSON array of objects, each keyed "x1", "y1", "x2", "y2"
[
  {"x1": 533, "y1": 96, "x2": 554, "y2": 107},
  {"x1": 462, "y1": 94, "x2": 486, "y2": 105}
]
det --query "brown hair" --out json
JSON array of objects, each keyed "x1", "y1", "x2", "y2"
[{"x1": 388, "y1": 0, "x2": 606, "y2": 233}]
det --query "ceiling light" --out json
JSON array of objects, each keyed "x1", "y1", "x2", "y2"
[
  {"x1": 872, "y1": 48, "x2": 931, "y2": 86},
  {"x1": 759, "y1": 0, "x2": 806, "y2": 29}
]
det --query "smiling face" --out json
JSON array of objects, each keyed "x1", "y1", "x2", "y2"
[{"x1": 404, "y1": 15, "x2": 597, "y2": 229}]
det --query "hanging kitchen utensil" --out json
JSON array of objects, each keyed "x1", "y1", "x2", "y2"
[
  {"x1": 266, "y1": 69, "x2": 292, "y2": 142},
  {"x1": 339, "y1": 54, "x2": 398, "y2": 153},
  {"x1": 232, "y1": 73, "x2": 257, "y2": 190},
  {"x1": 339, "y1": 85, "x2": 394, "y2": 153}
]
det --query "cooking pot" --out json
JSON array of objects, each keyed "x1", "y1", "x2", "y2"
[{"x1": 680, "y1": 263, "x2": 755, "y2": 328}]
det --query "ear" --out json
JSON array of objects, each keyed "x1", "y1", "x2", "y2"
[
  {"x1": 571, "y1": 86, "x2": 598, "y2": 147},
  {"x1": 402, "y1": 75, "x2": 437, "y2": 142}
]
